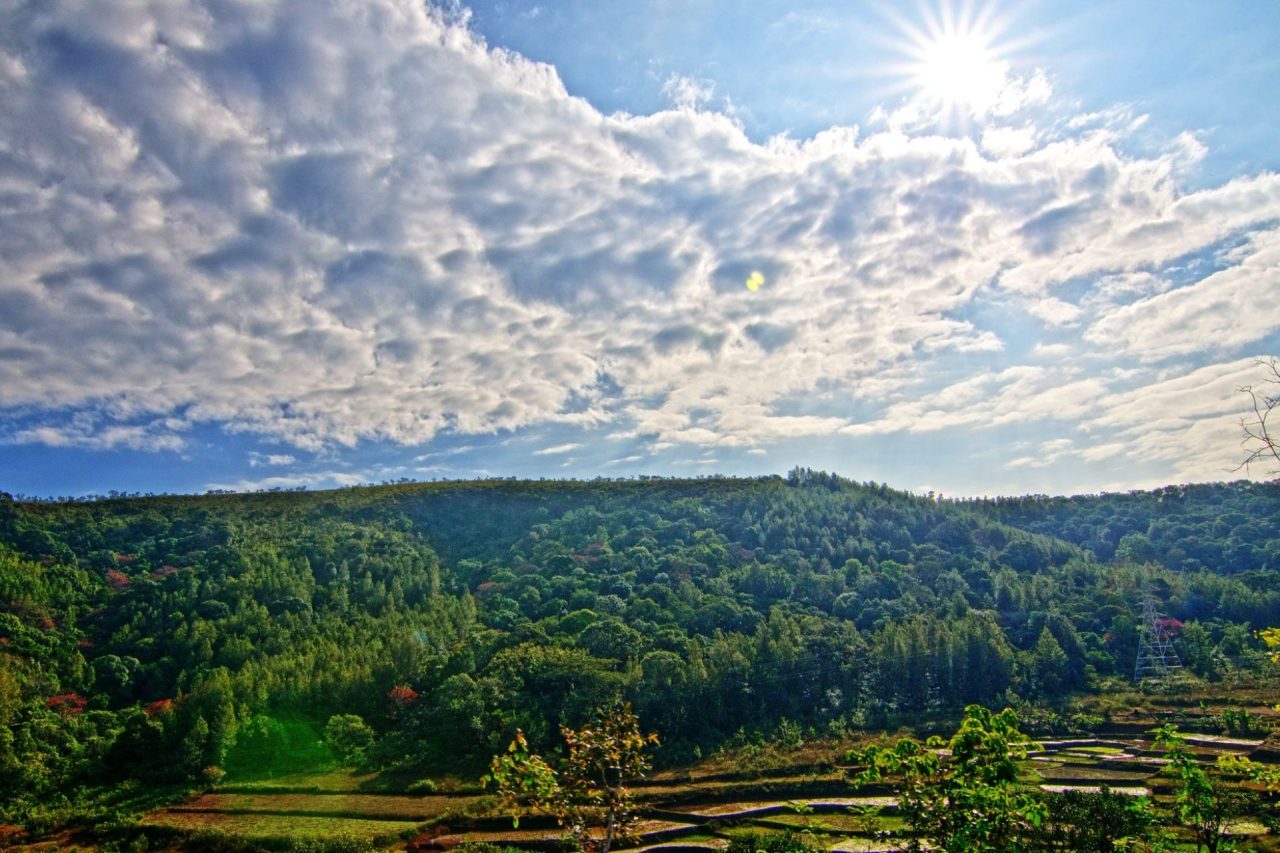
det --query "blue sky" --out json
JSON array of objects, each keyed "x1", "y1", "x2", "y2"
[{"x1": 1, "y1": 0, "x2": 1278, "y2": 498}]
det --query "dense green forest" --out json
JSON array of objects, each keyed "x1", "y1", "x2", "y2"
[{"x1": 1, "y1": 471, "x2": 1278, "y2": 827}]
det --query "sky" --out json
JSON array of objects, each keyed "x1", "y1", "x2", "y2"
[{"x1": 1, "y1": 0, "x2": 1278, "y2": 499}]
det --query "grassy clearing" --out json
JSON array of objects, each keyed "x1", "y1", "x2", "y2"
[{"x1": 217, "y1": 769, "x2": 376, "y2": 794}]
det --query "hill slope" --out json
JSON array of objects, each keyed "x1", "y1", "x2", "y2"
[{"x1": 1, "y1": 473, "x2": 1277, "y2": 823}]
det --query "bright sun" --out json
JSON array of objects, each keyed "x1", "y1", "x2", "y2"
[
  {"x1": 916, "y1": 30, "x2": 1006, "y2": 112},
  {"x1": 894, "y1": 3, "x2": 1013, "y2": 121}
]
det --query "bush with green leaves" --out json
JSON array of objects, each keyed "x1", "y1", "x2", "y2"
[
  {"x1": 1039, "y1": 786, "x2": 1159, "y2": 852},
  {"x1": 725, "y1": 831, "x2": 823, "y2": 853},
  {"x1": 323, "y1": 714, "x2": 376, "y2": 766}
]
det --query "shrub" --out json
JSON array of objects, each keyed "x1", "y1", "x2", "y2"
[
  {"x1": 726, "y1": 832, "x2": 822, "y2": 853},
  {"x1": 405, "y1": 778, "x2": 437, "y2": 795}
]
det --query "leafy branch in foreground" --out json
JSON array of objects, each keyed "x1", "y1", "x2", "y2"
[
  {"x1": 484, "y1": 704, "x2": 658, "y2": 853},
  {"x1": 850, "y1": 704, "x2": 1046, "y2": 852},
  {"x1": 1153, "y1": 725, "x2": 1258, "y2": 853}
]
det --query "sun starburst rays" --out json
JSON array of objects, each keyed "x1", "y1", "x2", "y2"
[{"x1": 873, "y1": 1, "x2": 1038, "y2": 134}]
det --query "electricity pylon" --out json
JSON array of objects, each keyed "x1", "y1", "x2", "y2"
[{"x1": 1133, "y1": 595, "x2": 1182, "y2": 682}]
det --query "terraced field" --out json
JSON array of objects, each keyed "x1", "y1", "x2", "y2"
[
  {"x1": 140, "y1": 810, "x2": 424, "y2": 846},
  {"x1": 140, "y1": 783, "x2": 486, "y2": 849},
  {"x1": 150, "y1": 791, "x2": 471, "y2": 821},
  {"x1": 135, "y1": 730, "x2": 1276, "y2": 851}
]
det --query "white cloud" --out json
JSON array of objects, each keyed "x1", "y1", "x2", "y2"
[
  {"x1": 840, "y1": 366, "x2": 1109, "y2": 437},
  {"x1": 1078, "y1": 442, "x2": 1127, "y2": 462},
  {"x1": 0, "y1": 0, "x2": 1275, "y2": 490},
  {"x1": 602, "y1": 454, "x2": 644, "y2": 466},
  {"x1": 1005, "y1": 438, "x2": 1075, "y2": 469},
  {"x1": 1026, "y1": 297, "x2": 1083, "y2": 327},
  {"x1": 1033, "y1": 342, "x2": 1074, "y2": 358},
  {"x1": 205, "y1": 470, "x2": 365, "y2": 493},
  {"x1": 414, "y1": 444, "x2": 477, "y2": 461},
  {"x1": 531, "y1": 442, "x2": 582, "y2": 456},
  {"x1": 1048, "y1": 358, "x2": 1268, "y2": 482},
  {"x1": 991, "y1": 69, "x2": 1053, "y2": 118},
  {"x1": 4, "y1": 415, "x2": 186, "y2": 452},
  {"x1": 248, "y1": 452, "x2": 297, "y2": 467},
  {"x1": 662, "y1": 74, "x2": 717, "y2": 111},
  {"x1": 1084, "y1": 228, "x2": 1280, "y2": 359},
  {"x1": 981, "y1": 124, "x2": 1037, "y2": 157},
  {"x1": 672, "y1": 455, "x2": 720, "y2": 466}
]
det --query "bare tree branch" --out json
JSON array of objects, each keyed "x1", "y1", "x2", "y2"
[{"x1": 1235, "y1": 356, "x2": 1280, "y2": 477}]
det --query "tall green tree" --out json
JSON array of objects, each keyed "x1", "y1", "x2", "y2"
[
  {"x1": 852, "y1": 705, "x2": 1046, "y2": 852},
  {"x1": 1154, "y1": 725, "x2": 1257, "y2": 853},
  {"x1": 485, "y1": 703, "x2": 658, "y2": 853}
]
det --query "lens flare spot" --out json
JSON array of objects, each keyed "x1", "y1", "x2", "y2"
[{"x1": 745, "y1": 270, "x2": 765, "y2": 292}]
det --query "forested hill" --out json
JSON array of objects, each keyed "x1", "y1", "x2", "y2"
[
  {"x1": 1, "y1": 473, "x2": 1278, "y2": 819},
  {"x1": 962, "y1": 480, "x2": 1280, "y2": 571}
]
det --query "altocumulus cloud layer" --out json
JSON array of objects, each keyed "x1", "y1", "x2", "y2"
[{"x1": 1, "y1": 0, "x2": 1278, "y2": 488}]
